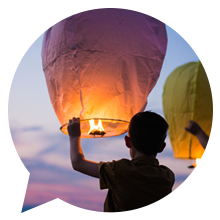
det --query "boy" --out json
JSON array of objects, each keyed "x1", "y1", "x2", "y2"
[{"x1": 68, "y1": 111, "x2": 175, "y2": 212}]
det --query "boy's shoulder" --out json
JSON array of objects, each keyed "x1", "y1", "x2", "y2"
[
  {"x1": 100, "y1": 157, "x2": 163, "y2": 169},
  {"x1": 99, "y1": 158, "x2": 131, "y2": 171},
  {"x1": 99, "y1": 157, "x2": 166, "y2": 174},
  {"x1": 99, "y1": 157, "x2": 174, "y2": 185},
  {"x1": 99, "y1": 157, "x2": 175, "y2": 191},
  {"x1": 120, "y1": 157, "x2": 174, "y2": 180}
]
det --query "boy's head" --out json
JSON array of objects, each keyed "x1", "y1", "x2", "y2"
[{"x1": 126, "y1": 111, "x2": 169, "y2": 156}]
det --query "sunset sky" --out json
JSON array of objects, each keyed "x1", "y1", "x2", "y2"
[{"x1": 6, "y1": 2, "x2": 216, "y2": 214}]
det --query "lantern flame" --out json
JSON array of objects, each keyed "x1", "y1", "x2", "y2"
[
  {"x1": 193, "y1": 158, "x2": 204, "y2": 167},
  {"x1": 88, "y1": 119, "x2": 106, "y2": 136}
]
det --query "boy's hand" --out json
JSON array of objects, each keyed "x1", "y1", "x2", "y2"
[
  {"x1": 185, "y1": 120, "x2": 201, "y2": 136},
  {"x1": 68, "y1": 117, "x2": 99, "y2": 178},
  {"x1": 68, "y1": 117, "x2": 81, "y2": 137}
]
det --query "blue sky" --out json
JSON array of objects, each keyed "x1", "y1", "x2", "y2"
[{"x1": 6, "y1": 6, "x2": 214, "y2": 214}]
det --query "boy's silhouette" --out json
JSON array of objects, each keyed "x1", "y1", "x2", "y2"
[{"x1": 68, "y1": 111, "x2": 175, "y2": 212}]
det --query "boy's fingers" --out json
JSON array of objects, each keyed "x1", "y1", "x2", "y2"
[
  {"x1": 69, "y1": 117, "x2": 80, "y2": 124},
  {"x1": 72, "y1": 117, "x2": 80, "y2": 123}
]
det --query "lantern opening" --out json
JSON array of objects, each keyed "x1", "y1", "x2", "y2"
[
  {"x1": 188, "y1": 158, "x2": 201, "y2": 168},
  {"x1": 60, "y1": 118, "x2": 129, "y2": 138},
  {"x1": 88, "y1": 119, "x2": 106, "y2": 136}
]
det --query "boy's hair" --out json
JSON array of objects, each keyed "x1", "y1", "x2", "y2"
[{"x1": 128, "y1": 111, "x2": 169, "y2": 156}]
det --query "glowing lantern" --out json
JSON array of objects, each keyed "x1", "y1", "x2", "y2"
[
  {"x1": 163, "y1": 61, "x2": 212, "y2": 160},
  {"x1": 42, "y1": 9, "x2": 167, "y2": 138}
]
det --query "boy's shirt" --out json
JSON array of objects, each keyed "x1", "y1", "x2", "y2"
[{"x1": 98, "y1": 157, "x2": 175, "y2": 212}]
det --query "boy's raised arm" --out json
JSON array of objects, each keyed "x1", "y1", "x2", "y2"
[{"x1": 68, "y1": 117, "x2": 99, "y2": 178}]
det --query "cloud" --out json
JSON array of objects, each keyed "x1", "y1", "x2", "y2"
[
  {"x1": 22, "y1": 158, "x2": 77, "y2": 182},
  {"x1": 11, "y1": 125, "x2": 68, "y2": 159},
  {"x1": 22, "y1": 156, "x2": 106, "y2": 212},
  {"x1": 38, "y1": 132, "x2": 69, "y2": 156},
  {"x1": 22, "y1": 126, "x2": 43, "y2": 132},
  {"x1": 10, "y1": 125, "x2": 43, "y2": 135},
  {"x1": 23, "y1": 182, "x2": 105, "y2": 212}
]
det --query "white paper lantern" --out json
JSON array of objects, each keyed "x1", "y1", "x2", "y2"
[{"x1": 42, "y1": 9, "x2": 167, "y2": 138}]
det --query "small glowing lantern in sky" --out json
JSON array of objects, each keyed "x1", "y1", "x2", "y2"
[
  {"x1": 42, "y1": 9, "x2": 167, "y2": 138},
  {"x1": 163, "y1": 61, "x2": 212, "y2": 162}
]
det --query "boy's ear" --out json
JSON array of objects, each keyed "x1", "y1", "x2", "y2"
[
  {"x1": 157, "y1": 142, "x2": 166, "y2": 153},
  {"x1": 124, "y1": 135, "x2": 131, "y2": 148}
]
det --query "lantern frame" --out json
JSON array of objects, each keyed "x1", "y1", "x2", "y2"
[{"x1": 60, "y1": 118, "x2": 129, "y2": 138}]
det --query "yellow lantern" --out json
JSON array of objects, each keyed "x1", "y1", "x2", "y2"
[
  {"x1": 42, "y1": 9, "x2": 168, "y2": 138},
  {"x1": 163, "y1": 61, "x2": 213, "y2": 160}
]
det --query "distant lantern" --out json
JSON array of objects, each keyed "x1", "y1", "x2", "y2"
[
  {"x1": 163, "y1": 61, "x2": 213, "y2": 161},
  {"x1": 42, "y1": 9, "x2": 167, "y2": 138}
]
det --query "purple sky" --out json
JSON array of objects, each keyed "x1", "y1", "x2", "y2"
[{"x1": 2, "y1": 2, "x2": 219, "y2": 219}]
